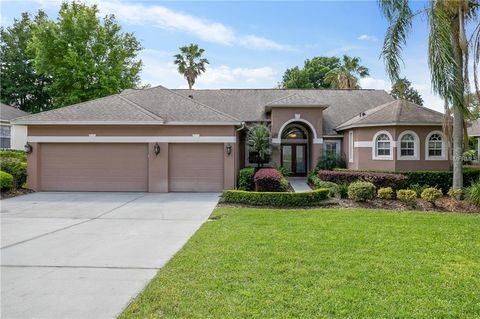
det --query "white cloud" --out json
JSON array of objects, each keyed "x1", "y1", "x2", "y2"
[
  {"x1": 238, "y1": 35, "x2": 295, "y2": 51},
  {"x1": 357, "y1": 34, "x2": 377, "y2": 42},
  {"x1": 360, "y1": 77, "x2": 390, "y2": 90},
  {"x1": 197, "y1": 65, "x2": 277, "y2": 85}
]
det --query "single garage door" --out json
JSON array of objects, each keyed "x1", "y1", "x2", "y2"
[
  {"x1": 169, "y1": 143, "x2": 224, "y2": 192},
  {"x1": 39, "y1": 143, "x2": 148, "y2": 191}
]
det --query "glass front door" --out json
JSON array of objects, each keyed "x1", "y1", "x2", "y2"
[{"x1": 282, "y1": 144, "x2": 307, "y2": 176}]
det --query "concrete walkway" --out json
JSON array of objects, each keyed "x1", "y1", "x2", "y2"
[
  {"x1": 289, "y1": 178, "x2": 312, "y2": 192},
  {"x1": 1, "y1": 192, "x2": 219, "y2": 319}
]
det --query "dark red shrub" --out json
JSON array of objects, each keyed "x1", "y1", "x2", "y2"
[
  {"x1": 318, "y1": 170, "x2": 407, "y2": 189},
  {"x1": 254, "y1": 168, "x2": 283, "y2": 192}
]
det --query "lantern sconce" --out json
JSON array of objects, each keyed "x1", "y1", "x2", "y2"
[
  {"x1": 24, "y1": 143, "x2": 33, "y2": 154},
  {"x1": 226, "y1": 144, "x2": 232, "y2": 156},
  {"x1": 153, "y1": 143, "x2": 161, "y2": 156}
]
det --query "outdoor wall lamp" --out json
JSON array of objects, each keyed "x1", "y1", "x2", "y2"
[
  {"x1": 153, "y1": 143, "x2": 161, "y2": 156},
  {"x1": 226, "y1": 144, "x2": 232, "y2": 156},
  {"x1": 24, "y1": 143, "x2": 33, "y2": 154}
]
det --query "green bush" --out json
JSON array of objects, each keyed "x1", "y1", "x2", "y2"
[
  {"x1": 238, "y1": 167, "x2": 255, "y2": 191},
  {"x1": 309, "y1": 175, "x2": 337, "y2": 196},
  {"x1": 420, "y1": 187, "x2": 443, "y2": 204},
  {"x1": 222, "y1": 189, "x2": 330, "y2": 207},
  {"x1": 0, "y1": 150, "x2": 27, "y2": 162},
  {"x1": 447, "y1": 188, "x2": 463, "y2": 199},
  {"x1": 347, "y1": 181, "x2": 376, "y2": 202},
  {"x1": 316, "y1": 154, "x2": 346, "y2": 171},
  {"x1": 409, "y1": 183, "x2": 431, "y2": 197},
  {"x1": 0, "y1": 171, "x2": 14, "y2": 191},
  {"x1": 279, "y1": 178, "x2": 289, "y2": 192},
  {"x1": 275, "y1": 165, "x2": 291, "y2": 178},
  {"x1": 397, "y1": 189, "x2": 417, "y2": 205},
  {"x1": 0, "y1": 158, "x2": 27, "y2": 188},
  {"x1": 377, "y1": 187, "x2": 393, "y2": 200},
  {"x1": 401, "y1": 169, "x2": 480, "y2": 193},
  {"x1": 333, "y1": 183, "x2": 349, "y2": 199},
  {"x1": 466, "y1": 180, "x2": 480, "y2": 207}
]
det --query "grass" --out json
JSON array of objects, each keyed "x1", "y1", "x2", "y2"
[{"x1": 120, "y1": 208, "x2": 480, "y2": 318}]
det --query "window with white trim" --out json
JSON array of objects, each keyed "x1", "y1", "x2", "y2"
[
  {"x1": 0, "y1": 125, "x2": 11, "y2": 149},
  {"x1": 400, "y1": 134, "x2": 415, "y2": 156},
  {"x1": 348, "y1": 131, "x2": 353, "y2": 163},
  {"x1": 428, "y1": 134, "x2": 443, "y2": 157},
  {"x1": 375, "y1": 133, "x2": 391, "y2": 157}
]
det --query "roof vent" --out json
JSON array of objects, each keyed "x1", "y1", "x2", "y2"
[{"x1": 188, "y1": 94, "x2": 193, "y2": 99}]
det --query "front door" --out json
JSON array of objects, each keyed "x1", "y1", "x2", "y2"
[{"x1": 281, "y1": 144, "x2": 307, "y2": 176}]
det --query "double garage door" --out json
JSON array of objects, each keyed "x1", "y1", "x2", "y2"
[{"x1": 39, "y1": 143, "x2": 224, "y2": 192}]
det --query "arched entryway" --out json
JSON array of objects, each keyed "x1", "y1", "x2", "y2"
[{"x1": 280, "y1": 123, "x2": 310, "y2": 176}]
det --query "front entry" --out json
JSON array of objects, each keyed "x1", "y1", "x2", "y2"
[{"x1": 282, "y1": 144, "x2": 307, "y2": 176}]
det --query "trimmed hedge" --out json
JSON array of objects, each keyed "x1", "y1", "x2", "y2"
[
  {"x1": 318, "y1": 170, "x2": 406, "y2": 189},
  {"x1": 222, "y1": 189, "x2": 330, "y2": 207},
  {"x1": 254, "y1": 168, "x2": 284, "y2": 192},
  {"x1": 0, "y1": 150, "x2": 27, "y2": 162},
  {"x1": 0, "y1": 171, "x2": 14, "y2": 191},
  {"x1": 238, "y1": 167, "x2": 255, "y2": 191},
  {"x1": 400, "y1": 169, "x2": 480, "y2": 193},
  {"x1": 0, "y1": 158, "x2": 27, "y2": 189}
]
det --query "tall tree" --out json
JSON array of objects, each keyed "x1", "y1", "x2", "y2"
[
  {"x1": 379, "y1": 0, "x2": 479, "y2": 191},
  {"x1": 174, "y1": 43, "x2": 209, "y2": 89},
  {"x1": 0, "y1": 11, "x2": 51, "y2": 113},
  {"x1": 281, "y1": 56, "x2": 340, "y2": 88},
  {"x1": 390, "y1": 78, "x2": 424, "y2": 105},
  {"x1": 28, "y1": 2, "x2": 142, "y2": 108},
  {"x1": 324, "y1": 55, "x2": 370, "y2": 89}
]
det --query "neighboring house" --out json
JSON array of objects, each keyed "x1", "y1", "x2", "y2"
[
  {"x1": 0, "y1": 103, "x2": 29, "y2": 150},
  {"x1": 468, "y1": 119, "x2": 480, "y2": 162},
  {"x1": 12, "y1": 86, "x2": 450, "y2": 193}
]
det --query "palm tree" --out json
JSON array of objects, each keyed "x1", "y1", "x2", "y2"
[
  {"x1": 379, "y1": 0, "x2": 479, "y2": 191},
  {"x1": 325, "y1": 55, "x2": 370, "y2": 89},
  {"x1": 247, "y1": 124, "x2": 272, "y2": 168},
  {"x1": 173, "y1": 44, "x2": 209, "y2": 89}
]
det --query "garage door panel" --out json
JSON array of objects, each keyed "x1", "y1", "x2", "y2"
[
  {"x1": 169, "y1": 144, "x2": 224, "y2": 192},
  {"x1": 40, "y1": 143, "x2": 148, "y2": 192}
]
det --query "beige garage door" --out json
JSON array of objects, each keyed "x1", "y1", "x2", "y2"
[
  {"x1": 169, "y1": 143, "x2": 224, "y2": 192},
  {"x1": 40, "y1": 143, "x2": 148, "y2": 192}
]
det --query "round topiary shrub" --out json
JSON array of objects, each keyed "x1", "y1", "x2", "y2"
[
  {"x1": 347, "y1": 181, "x2": 376, "y2": 202},
  {"x1": 421, "y1": 187, "x2": 443, "y2": 204},
  {"x1": 0, "y1": 171, "x2": 14, "y2": 191},
  {"x1": 377, "y1": 187, "x2": 393, "y2": 200},
  {"x1": 396, "y1": 189, "x2": 417, "y2": 206}
]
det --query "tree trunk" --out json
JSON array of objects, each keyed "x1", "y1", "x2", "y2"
[{"x1": 452, "y1": 106, "x2": 464, "y2": 190}]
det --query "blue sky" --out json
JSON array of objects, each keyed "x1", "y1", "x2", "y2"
[{"x1": 0, "y1": 0, "x2": 462, "y2": 112}]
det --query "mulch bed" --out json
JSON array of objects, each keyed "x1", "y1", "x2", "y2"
[{"x1": 0, "y1": 188, "x2": 34, "y2": 200}]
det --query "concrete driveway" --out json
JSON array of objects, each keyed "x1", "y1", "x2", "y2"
[{"x1": 1, "y1": 192, "x2": 219, "y2": 319}]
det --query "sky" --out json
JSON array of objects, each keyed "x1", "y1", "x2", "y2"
[{"x1": 1, "y1": 0, "x2": 475, "y2": 113}]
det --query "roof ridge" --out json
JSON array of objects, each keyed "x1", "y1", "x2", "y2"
[
  {"x1": 117, "y1": 94, "x2": 164, "y2": 122},
  {"x1": 154, "y1": 85, "x2": 241, "y2": 122}
]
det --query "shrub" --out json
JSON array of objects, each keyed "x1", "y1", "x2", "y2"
[
  {"x1": 466, "y1": 180, "x2": 480, "y2": 207},
  {"x1": 238, "y1": 167, "x2": 255, "y2": 191},
  {"x1": 279, "y1": 178, "x2": 289, "y2": 192},
  {"x1": 316, "y1": 154, "x2": 346, "y2": 170},
  {"x1": 447, "y1": 188, "x2": 463, "y2": 199},
  {"x1": 409, "y1": 183, "x2": 431, "y2": 197},
  {"x1": 275, "y1": 165, "x2": 291, "y2": 178},
  {"x1": 347, "y1": 181, "x2": 376, "y2": 202},
  {"x1": 0, "y1": 150, "x2": 27, "y2": 162},
  {"x1": 0, "y1": 171, "x2": 14, "y2": 191},
  {"x1": 397, "y1": 189, "x2": 417, "y2": 206},
  {"x1": 333, "y1": 183, "x2": 349, "y2": 199},
  {"x1": 377, "y1": 187, "x2": 393, "y2": 200},
  {"x1": 310, "y1": 175, "x2": 338, "y2": 197},
  {"x1": 421, "y1": 187, "x2": 443, "y2": 204},
  {"x1": 222, "y1": 188, "x2": 330, "y2": 207},
  {"x1": 401, "y1": 169, "x2": 480, "y2": 194},
  {"x1": 0, "y1": 157, "x2": 27, "y2": 188},
  {"x1": 254, "y1": 168, "x2": 283, "y2": 192},
  {"x1": 318, "y1": 170, "x2": 406, "y2": 189}
]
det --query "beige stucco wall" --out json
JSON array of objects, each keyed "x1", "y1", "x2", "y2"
[
  {"x1": 26, "y1": 125, "x2": 237, "y2": 192},
  {"x1": 270, "y1": 107, "x2": 323, "y2": 139},
  {"x1": 342, "y1": 125, "x2": 450, "y2": 172}
]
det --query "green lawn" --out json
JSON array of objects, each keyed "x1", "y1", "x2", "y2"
[{"x1": 120, "y1": 208, "x2": 480, "y2": 318}]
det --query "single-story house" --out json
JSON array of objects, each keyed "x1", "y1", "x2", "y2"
[
  {"x1": 12, "y1": 86, "x2": 450, "y2": 192},
  {"x1": 1, "y1": 103, "x2": 29, "y2": 150}
]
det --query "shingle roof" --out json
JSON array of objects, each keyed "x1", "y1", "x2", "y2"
[
  {"x1": 1, "y1": 103, "x2": 29, "y2": 121},
  {"x1": 265, "y1": 93, "x2": 327, "y2": 108},
  {"x1": 13, "y1": 85, "x2": 240, "y2": 125},
  {"x1": 468, "y1": 119, "x2": 480, "y2": 137},
  {"x1": 173, "y1": 89, "x2": 393, "y2": 134},
  {"x1": 335, "y1": 99, "x2": 445, "y2": 130}
]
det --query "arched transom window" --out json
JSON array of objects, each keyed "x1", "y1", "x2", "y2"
[{"x1": 282, "y1": 126, "x2": 307, "y2": 140}]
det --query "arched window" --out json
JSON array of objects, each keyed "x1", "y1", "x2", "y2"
[
  {"x1": 398, "y1": 131, "x2": 419, "y2": 160},
  {"x1": 426, "y1": 131, "x2": 445, "y2": 160},
  {"x1": 374, "y1": 132, "x2": 392, "y2": 159},
  {"x1": 282, "y1": 126, "x2": 307, "y2": 140}
]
